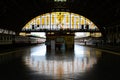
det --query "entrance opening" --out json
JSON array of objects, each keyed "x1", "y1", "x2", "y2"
[{"x1": 20, "y1": 12, "x2": 102, "y2": 49}]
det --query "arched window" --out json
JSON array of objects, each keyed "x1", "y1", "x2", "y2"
[
  {"x1": 21, "y1": 12, "x2": 101, "y2": 38},
  {"x1": 22, "y1": 12, "x2": 99, "y2": 31}
]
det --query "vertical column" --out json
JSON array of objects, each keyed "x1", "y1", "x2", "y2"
[
  {"x1": 72, "y1": 16, "x2": 74, "y2": 30},
  {"x1": 50, "y1": 13, "x2": 51, "y2": 30},
  {"x1": 34, "y1": 18, "x2": 36, "y2": 30},
  {"x1": 67, "y1": 13, "x2": 70, "y2": 29},
  {"x1": 74, "y1": 16, "x2": 76, "y2": 30},
  {"x1": 79, "y1": 16, "x2": 81, "y2": 29},
  {"x1": 84, "y1": 18, "x2": 86, "y2": 29},
  {"x1": 64, "y1": 14, "x2": 66, "y2": 29},
  {"x1": 70, "y1": 13, "x2": 72, "y2": 30},
  {"x1": 44, "y1": 15, "x2": 46, "y2": 29},
  {"x1": 48, "y1": 14, "x2": 50, "y2": 30},
  {"x1": 71, "y1": 14, "x2": 74, "y2": 30},
  {"x1": 51, "y1": 14, "x2": 54, "y2": 30},
  {"x1": 50, "y1": 13, "x2": 53, "y2": 30},
  {"x1": 76, "y1": 16, "x2": 79, "y2": 29},
  {"x1": 46, "y1": 15, "x2": 48, "y2": 30},
  {"x1": 40, "y1": 16, "x2": 42, "y2": 30},
  {"x1": 42, "y1": 15, "x2": 44, "y2": 29},
  {"x1": 54, "y1": 14, "x2": 57, "y2": 30}
]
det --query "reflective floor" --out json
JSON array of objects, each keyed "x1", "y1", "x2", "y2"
[{"x1": 0, "y1": 44, "x2": 120, "y2": 80}]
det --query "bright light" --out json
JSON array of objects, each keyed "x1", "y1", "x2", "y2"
[
  {"x1": 75, "y1": 32, "x2": 90, "y2": 38},
  {"x1": 31, "y1": 32, "x2": 46, "y2": 38}
]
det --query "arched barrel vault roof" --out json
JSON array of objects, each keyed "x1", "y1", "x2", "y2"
[{"x1": 0, "y1": 0, "x2": 120, "y2": 34}]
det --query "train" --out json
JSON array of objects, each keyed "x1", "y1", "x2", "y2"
[{"x1": 0, "y1": 33, "x2": 45, "y2": 46}]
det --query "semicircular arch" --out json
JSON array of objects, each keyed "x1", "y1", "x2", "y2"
[{"x1": 21, "y1": 12, "x2": 102, "y2": 37}]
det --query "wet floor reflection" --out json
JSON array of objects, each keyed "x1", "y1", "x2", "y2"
[{"x1": 24, "y1": 44, "x2": 101, "y2": 79}]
